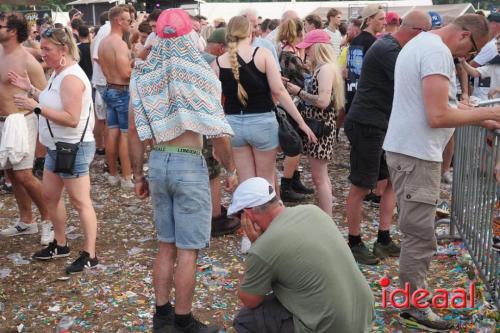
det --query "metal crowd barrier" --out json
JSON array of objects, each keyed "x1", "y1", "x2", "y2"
[{"x1": 442, "y1": 98, "x2": 500, "y2": 309}]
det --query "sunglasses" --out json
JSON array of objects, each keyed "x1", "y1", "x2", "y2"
[
  {"x1": 42, "y1": 28, "x2": 66, "y2": 45},
  {"x1": 462, "y1": 27, "x2": 479, "y2": 56}
]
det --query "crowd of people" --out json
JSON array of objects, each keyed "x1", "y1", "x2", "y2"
[{"x1": 0, "y1": 3, "x2": 499, "y2": 332}]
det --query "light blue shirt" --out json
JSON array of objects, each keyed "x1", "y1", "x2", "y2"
[{"x1": 253, "y1": 37, "x2": 281, "y2": 71}]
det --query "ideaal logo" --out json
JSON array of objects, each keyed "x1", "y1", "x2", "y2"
[{"x1": 379, "y1": 277, "x2": 475, "y2": 309}]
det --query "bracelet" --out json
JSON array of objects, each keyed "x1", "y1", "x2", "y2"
[
  {"x1": 297, "y1": 88, "x2": 303, "y2": 97},
  {"x1": 226, "y1": 169, "x2": 237, "y2": 178}
]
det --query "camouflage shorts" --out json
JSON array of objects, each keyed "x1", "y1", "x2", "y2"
[{"x1": 203, "y1": 139, "x2": 221, "y2": 180}]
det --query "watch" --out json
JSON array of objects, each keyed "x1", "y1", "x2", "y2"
[{"x1": 33, "y1": 105, "x2": 42, "y2": 115}]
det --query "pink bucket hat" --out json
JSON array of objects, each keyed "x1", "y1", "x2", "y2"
[
  {"x1": 296, "y1": 29, "x2": 331, "y2": 49},
  {"x1": 156, "y1": 8, "x2": 192, "y2": 39}
]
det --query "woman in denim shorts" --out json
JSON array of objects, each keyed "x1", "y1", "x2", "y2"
[
  {"x1": 213, "y1": 15, "x2": 316, "y2": 185},
  {"x1": 13, "y1": 27, "x2": 99, "y2": 274}
]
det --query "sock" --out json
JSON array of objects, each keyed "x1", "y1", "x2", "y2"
[
  {"x1": 175, "y1": 312, "x2": 192, "y2": 327},
  {"x1": 156, "y1": 302, "x2": 172, "y2": 316},
  {"x1": 377, "y1": 230, "x2": 392, "y2": 245},
  {"x1": 348, "y1": 234, "x2": 362, "y2": 248}
]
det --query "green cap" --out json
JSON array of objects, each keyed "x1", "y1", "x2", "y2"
[{"x1": 207, "y1": 28, "x2": 227, "y2": 45}]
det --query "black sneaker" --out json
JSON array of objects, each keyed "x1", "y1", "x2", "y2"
[
  {"x1": 32, "y1": 240, "x2": 70, "y2": 260},
  {"x1": 373, "y1": 240, "x2": 401, "y2": 258},
  {"x1": 350, "y1": 242, "x2": 379, "y2": 265},
  {"x1": 153, "y1": 312, "x2": 174, "y2": 333},
  {"x1": 66, "y1": 251, "x2": 98, "y2": 274},
  {"x1": 363, "y1": 192, "x2": 381, "y2": 207},
  {"x1": 493, "y1": 237, "x2": 500, "y2": 253},
  {"x1": 400, "y1": 308, "x2": 455, "y2": 332},
  {"x1": 173, "y1": 316, "x2": 218, "y2": 333}
]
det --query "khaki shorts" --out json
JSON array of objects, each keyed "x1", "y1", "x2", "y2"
[{"x1": 0, "y1": 113, "x2": 37, "y2": 171}]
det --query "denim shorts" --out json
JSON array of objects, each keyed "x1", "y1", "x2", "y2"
[
  {"x1": 148, "y1": 150, "x2": 211, "y2": 249},
  {"x1": 45, "y1": 141, "x2": 95, "y2": 179},
  {"x1": 101, "y1": 87, "x2": 129, "y2": 132},
  {"x1": 226, "y1": 112, "x2": 279, "y2": 151}
]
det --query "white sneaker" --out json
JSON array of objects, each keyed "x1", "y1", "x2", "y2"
[
  {"x1": 0, "y1": 220, "x2": 38, "y2": 237},
  {"x1": 240, "y1": 235, "x2": 252, "y2": 254},
  {"x1": 40, "y1": 222, "x2": 54, "y2": 245},
  {"x1": 106, "y1": 174, "x2": 120, "y2": 186},
  {"x1": 120, "y1": 178, "x2": 134, "y2": 190},
  {"x1": 442, "y1": 171, "x2": 453, "y2": 184}
]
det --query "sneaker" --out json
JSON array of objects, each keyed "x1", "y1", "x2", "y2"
[
  {"x1": 1, "y1": 182, "x2": 13, "y2": 193},
  {"x1": 106, "y1": 174, "x2": 120, "y2": 186},
  {"x1": 350, "y1": 242, "x2": 379, "y2": 265},
  {"x1": 173, "y1": 316, "x2": 218, "y2": 333},
  {"x1": 493, "y1": 237, "x2": 500, "y2": 253},
  {"x1": 373, "y1": 240, "x2": 401, "y2": 259},
  {"x1": 400, "y1": 307, "x2": 455, "y2": 332},
  {"x1": 65, "y1": 251, "x2": 98, "y2": 274},
  {"x1": 363, "y1": 192, "x2": 381, "y2": 207},
  {"x1": 436, "y1": 200, "x2": 450, "y2": 218},
  {"x1": 0, "y1": 220, "x2": 38, "y2": 237},
  {"x1": 40, "y1": 222, "x2": 54, "y2": 245},
  {"x1": 153, "y1": 312, "x2": 174, "y2": 333},
  {"x1": 441, "y1": 171, "x2": 453, "y2": 184},
  {"x1": 120, "y1": 178, "x2": 135, "y2": 190},
  {"x1": 32, "y1": 240, "x2": 70, "y2": 260}
]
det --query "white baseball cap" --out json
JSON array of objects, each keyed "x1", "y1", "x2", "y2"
[{"x1": 227, "y1": 177, "x2": 277, "y2": 216}]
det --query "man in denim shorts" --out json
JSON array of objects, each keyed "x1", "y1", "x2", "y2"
[
  {"x1": 129, "y1": 9, "x2": 237, "y2": 333},
  {"x1": 98, "y1": 4, "x2": 133, "y2": 188}
]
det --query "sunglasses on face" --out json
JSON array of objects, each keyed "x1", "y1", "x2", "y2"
[{"x1": 462, "y1": 27, "x2": 479, "y2": 56}]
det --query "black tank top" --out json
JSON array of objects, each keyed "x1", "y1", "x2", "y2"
[{"x1": 217, "y1": 47, "x2": 275, "y2": 115}]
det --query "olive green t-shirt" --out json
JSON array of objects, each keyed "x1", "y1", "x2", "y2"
[{"x1": 241, "y1": 205, "x2": 374, "y2": 333}]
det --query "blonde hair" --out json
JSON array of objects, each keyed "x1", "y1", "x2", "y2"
[
  {"x1": 310, "y1": 43, "x2": 345, "y2": 109},
  {"x1": 42, "y1": 27, "x2": 80, "y2": 62},
  {"x1": 226, "y1": 16, "x2": 250, "y2": 106},
  {"x1": 277, "y1": 18, "x2": 303, "y2": 47},
  {"x1": 201, "y1": 25, "x2": 214, "y2": 41}
]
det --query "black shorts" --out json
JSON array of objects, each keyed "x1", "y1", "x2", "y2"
[{"x1": 344, "y1": 120, "x2": 389, "y2": 189}]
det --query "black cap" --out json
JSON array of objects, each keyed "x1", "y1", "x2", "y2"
[{"x1": 487, "y1": 12, "x2": 500, "y2": 23}]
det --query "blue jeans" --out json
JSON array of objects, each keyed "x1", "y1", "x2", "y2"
[
  {"x1": 45, "y1": 141, "x2": 95, "y2": 179},
  {"x1": 148, "y1": 150, "x2": 211, "y2": 249},
  {"x1": 101, "y1": 87, "x2": 129, "y2": 132}
]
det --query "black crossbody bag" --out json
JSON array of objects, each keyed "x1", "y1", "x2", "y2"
[{"x1": 45, "y1": 108, "x2": 90, "y2": 174}]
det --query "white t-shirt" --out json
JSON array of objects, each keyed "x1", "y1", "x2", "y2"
[
  {"x1": 324, "y1": 27, "x2": 342, "y2": 58},
  {"x1": 472, "y1": 39, "x2": 498, "y2": 101},
  {"x1": 477, "y1": 64, "x2": 500, "y2": 101},
  {"x1": 383, "y1": 32, "x2": 457, "y2": 162},
  {"x1": 39, "y1": 64, "x2": 95, "y2": 150},
  {"x1": 91, "y1": 22, "x2": 111, "y2": 86}
]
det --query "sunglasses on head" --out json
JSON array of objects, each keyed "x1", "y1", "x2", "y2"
[{"x1": 42, "y1": 28, "x2": 66, "y2": 45}]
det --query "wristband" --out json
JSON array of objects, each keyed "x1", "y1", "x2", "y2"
[
  {"x1": 297, "y1": 88, "x2": 303, "y2": 97},
  {"x1": 226, "y1": 169, "x2": 237, "y2": 178}
]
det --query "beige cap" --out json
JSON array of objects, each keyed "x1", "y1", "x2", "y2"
[{"x1": 361, "y1": 4, "x2": 383, "y2": 19}]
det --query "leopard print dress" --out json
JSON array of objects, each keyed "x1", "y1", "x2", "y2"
[{"x1": 301, "y1": 68, "x2": 336, "y2": 160}]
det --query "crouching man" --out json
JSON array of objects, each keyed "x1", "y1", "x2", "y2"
[{"x1": 229, "y1": 177, "x2": 375, "y2": 333}]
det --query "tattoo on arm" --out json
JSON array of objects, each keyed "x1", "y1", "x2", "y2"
[{"x1": 299, "y1": 89, "x2": 320, "y2": 105}]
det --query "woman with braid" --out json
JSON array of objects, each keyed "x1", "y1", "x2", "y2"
[{"x1": 212, "y1": 15, "x2": 316, "y2": 187}]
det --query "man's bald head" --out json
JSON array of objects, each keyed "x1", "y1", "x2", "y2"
[
  {"x1": 281, "y1": 10, "x2": 298, "y2": 21},
  {"x1": 401, "y1": 10, "x2": 432, "y2": 32}
]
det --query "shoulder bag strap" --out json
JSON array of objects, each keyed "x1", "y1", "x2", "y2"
[{"x1": 45, "y1": 104, "x2": 91, "y2": 143}]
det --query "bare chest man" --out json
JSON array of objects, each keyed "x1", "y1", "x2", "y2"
[
  {"x1": 98, "y1": 35, "x2": 131, "y2": 86},
  {"x1": 0, "y1": 47, "x2": 45, "y2": 116}
]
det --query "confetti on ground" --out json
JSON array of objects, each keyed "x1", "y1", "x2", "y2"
[{"x1": 0, "y1": 135, "x2": 498, "y2": 332}]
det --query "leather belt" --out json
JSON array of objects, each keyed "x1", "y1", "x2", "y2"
[
  {"x1": 0, "y1": 111, "x2": 33, "y2": 122},
  {"x1": 106, "y1": 83, "x2": 129, "y2": 91}
]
